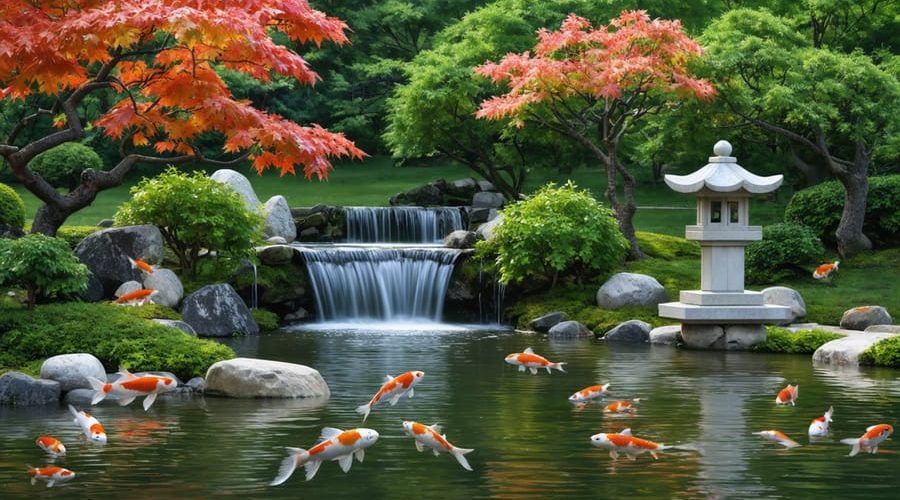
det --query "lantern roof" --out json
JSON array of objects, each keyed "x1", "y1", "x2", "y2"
[{"x1": 664, "y1": 140, "x2": 783, "y2": 194}]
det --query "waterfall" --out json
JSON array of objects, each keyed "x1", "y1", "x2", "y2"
[
  {"x1": 300, "y1": 245, "x2": 461, "y2": 322},
  {"x1": 345, "y1": 207, "x2": 464, "y2": 243}
]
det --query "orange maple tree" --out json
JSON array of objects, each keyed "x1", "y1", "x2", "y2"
[
  {"x1": 0, "y1": 0, "x2": 364, "y2": 235},
  {"x1": 475, "y1": 11, "x2": 715, "y2": 259}
]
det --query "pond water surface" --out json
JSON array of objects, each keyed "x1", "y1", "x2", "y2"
[{"x1": 1, "y1": 325, "x2": 898, "y2": 499}]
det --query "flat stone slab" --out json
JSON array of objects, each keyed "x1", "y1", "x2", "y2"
[
  {"x1": 205, "y1": 358, "x2": 330, "y2": 399},
  {"x1": 658, "y1": 302, "x2": 792, "y2": 323},
  {"x1": 812, "y1": 332, "x2": 896, "y2": 366}
]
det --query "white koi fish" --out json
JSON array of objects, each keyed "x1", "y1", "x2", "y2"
[
  {"x1": 808, "y1": 407, "x2": 834, "y2": 438},
  {"x1": 505, "y1": 347, "x2": 565, "y2": 375},
  {"x1": 590, "y1": 428, "x2": 672, "y2": 460},
  {"x1": 402, "y1": 421, "x2": 474, "y2": 471},
  {"x1": 841, "y1": 424, "x2": 893, "y2": 457},
  {"x1": 68, "y1": 405, "x2": 107, "y2": 444},
  {"x1": 35, "y1": 436, "x2": 66, "y2": 457},
  {"x1": 270, "y1": 427, "x2": 379, "y2": 485},
  {"x1": 753, "y1": 430, "x2": 801, "y2": 448},
  {"x1": 27, "y1": 466, "x2": 75, "y2": 488},
  {"x1": 775, "y1": 384, "x2": 798, "y2": 406},
  {"x1": 568, "y1": 383, "x2": 610, "y2": 403},
  {"x1": 355, "y1": 371, "x2": 424, "y2": 422},
  {"x1": 87, "y1": 367, "x2": 177, "y2": 411}
]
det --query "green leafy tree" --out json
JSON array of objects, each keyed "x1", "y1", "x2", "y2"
[
  {"x1": 27, "y1": 142, "x2": 103, "y2": 191},
  {"x1": 0, "y1": 181, "x2": 24, "y2": 231},
  {"x1": 0, "y1": 233, "x2": 88, "y2": 309},
  {"x1": 487, "y1": 182, "x2": 627, "y2": 286},
  {"x1": 114, "y1": 169, "x2": 264, "y2": 277}
]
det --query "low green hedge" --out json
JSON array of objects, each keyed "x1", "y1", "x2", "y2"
[
  {"x1": 752, "y1": 327, "x2": 842, "y2": 354},
  {"x1": 859, "y1": 336, "x2": 900, "y2": 368},
  {"x1": 0, "y1": 303, "x2": 234, "y2": 380},
  {"x1": 252, "y1": 308, "x2": 279, "y2": 332},
  {"x1": 56, "y1": 225, "x2": 101, "y2": 249}
]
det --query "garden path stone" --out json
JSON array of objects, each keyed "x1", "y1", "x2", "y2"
[
  {"x1": 0, "y1": 372, "x2": 60, "y2": 406},
  {"x1": 529, "y1": 312, "x2": 567, "y2": 333},
  {"x1": 74, "y1": 225, "x2": 164, "y2": 295},
  {"x1": 142, "y1": 268, "x2": 183, "y2": 307},
  {"x1": 181, "y1": 284, "x2": 259, "y2": 337},
  {"x1": 210, "y1": 169, "x2": 261, "y2": 211},
  {"x1": 596, "y1": 272, "x2": 668, "y2": 309},
  {"x1": 604, "y1": 320, "x2": 651, "y2": 343},
  {"x1": 40, "y1": 353, "x2": 106, "y2": 392},
  {"x1": 263, "y1": 195, "x2": 296, "y2": 242},
  {"x1": 205, "y1": 358, "x2": 330, "y2": 398},
  {"x1": 548, "y1": 320, "x2": 592, "y2": 339},
  {"x1": 761, "y1": 286, "x2": 806, "y2": 324},
  {"x1": 840, "y1": 306, "x2": 893, "y2": 331}
]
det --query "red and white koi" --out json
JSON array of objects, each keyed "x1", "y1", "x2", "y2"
[
  {"x1": 568, "y1": 383, "x2": 610, "y2": 403},
  {"x1": 270, "y1": 427, "x2": 379, "y2": 485},
  {"x1": 753, "y1": 430, "x2": 801, "y2": 448},
  {"x1": 808, "y1": 406, "x2": 834, "y2": 437},
  {"x1": 27, "y1": 466, "x2": 75, "y2": 488},
  {"x1": 775, "y1": 384, "x2": 798, "y2": 406},
  {"x1": 35, "y1": 436, "x2": 66, "y2": 457},
  {"x1": 114, "y1": 288, "x2": 158, "y2": 306},
  {"x1": 840, "y1": 424, "x2": 893, "y2": 457},
  {"x1": 87, "y1": 367, "x2": 177, "y2": 411},
  {"x1": 505, "y1": 347, "x2": 566, "y2": 375},
  {"x1": 128, "y1": 256, "x2": 155, "y2": 274},
  {"x1": 68, "y1": 405, "x2": 107, "y2": 444},
  {"x1": 604, "y1": 399, "x2": 641, "y2": 414},
  {"x1": 402, "y1": 421, "x2": 474, "y2": 471},
  {"x1": 813, "y1": 261, "x2": 839, "y2": 279},
  {"x1": 355, "y1": 371, "x2": 425, "y2": 422},
  {"x1": 590, "y1": 428, "x2": 671, "y2": 460}
]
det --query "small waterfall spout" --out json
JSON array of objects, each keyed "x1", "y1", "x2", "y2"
[
  {"x1": 345, "y1": 207, "x2": 464, "y2": 243},
  {"x1": 300, "y1": 245, "x2": 461, "y2": 322}
]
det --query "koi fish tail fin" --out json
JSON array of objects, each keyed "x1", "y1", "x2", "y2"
[
  {"x1": 669, "y1": 443, "x2": 704, "y2": 455},
  {"x1": 67, "y1": 404, "x2": 79, "y2": 419},
  {"x1": 552, "y1": 362, "x2": 566, "y2": 373},
  {"x1": 451, "y1": 447, "x2": 475, "y2": 471},
  {"x1": 834, "y1": 261, "x2": 840, "y2": 270},
  {"x1": 825, "y1": 406, "x2": 834, "y2": 422},
  {"x1": 270, "y1": 447, "x2": 308, "y2": 486},
  {"x1": 87, "y1": 377, "x2": 108, "y2": 405},
  {"x1": 841, "y1": 438, "x2": 861, "y2": 457},
  {"x1": 355, "y1": 403, "x2": 371, "y2": 422}
]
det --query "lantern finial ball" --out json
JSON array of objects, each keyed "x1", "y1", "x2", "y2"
[{"x1": 713, "y1": 140, "x2": 732, "y2": 157}]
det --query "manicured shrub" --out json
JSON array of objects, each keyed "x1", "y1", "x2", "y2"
[
  {"x1": 752, "y1": 327, "x2": 841, "y2": 354},
  {"x1": 858, "y1": 336, "x2": 900, "y2": 368},
  {"x1": 55, "y1": 225, "x2": 99, "y2": 249},
  {"x1": 784, "y1": 175, "x2": 900, "y2": 247},
  {"x1": 0, "y1": 181, "x2": 25, "y2": 231},
  {"x1": 27, "y1": 142, "x2": 104, "y2": 190},
  {"x1": 0, "y1": 233, "x2": 88, "y2": 308},
  {"x1": 114, "y1": 168, "x2": 264, "y2": 276},
  {"x1": 746, "y1": 223, "x2": 824, "y2": 284},
  {"x1": 487, "y1": 182, "x2": 627, "y2": 286},
  {"x1": 0, "y1": 303, "x2": 234, "y2": 380}
]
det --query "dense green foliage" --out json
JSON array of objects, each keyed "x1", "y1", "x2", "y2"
[
  {"x1": 634, "y1": 231, "x2": 700, "y2": 260},
  {"x1": 0, "y1": 303, "x2": 234, "y2": 380},
  {"x1": 251, "y1": 308, "x2": 280, "y2": 332},
  {"x1": 114, "y1": 168, "x2": 263, "y2": 276},
  {"x1": 746, "y1": 223, "x2": 825, "y2": 284},
  {"x1": 489, "y1": 182, "x2": 627, "y2": 286},
  {"x1": 784, "y1": 176, "x2": 900, "y2": 247},
  {"x1": 27, "y1": 143, "x2": 104, "y2": 190},
  {"x1": 0, "y1": 233, "x2": 87, "y2": 308},
  {"x1": 55, "y1": 225, "x2": 99, "y2": 248},
  {"x1": 752, "y1": 327, "x2": 842, "y2": 354},
  {"x1": 0, "y1": 181, "x2": 24, "y2": 230},
  {"x1": 859, "y1": 336, "x2": 900, "y2": 368}
]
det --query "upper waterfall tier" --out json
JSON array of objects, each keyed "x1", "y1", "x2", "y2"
[{"x1": 345, "y1": 207, "x2": 464, "y2": 243}]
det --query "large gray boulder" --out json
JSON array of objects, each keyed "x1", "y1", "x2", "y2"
[
  {"x1": 649, "y1": 325, "x2": 681, "y2": 345},
  {"x1": 530, "y1": 312, "x2": 567, "y2": 333},
  {"x1": 142, "y1": 268, "x2": 184, "y2": 308},
  {"x1": 444, "y1": 230, "x2": 477, "y2": 249},
  {"x1": 477, "y1": 180, "x2": 496, "y2": 192},
  {"x1": 181, "y1": 284, "x2": 259, "y2": 337},
  {"x1": 840, "y1": 306, "x2": 893, "y2": 331},
  {"x1": 73, "y1": 225, "x2": 164, "y2": 295},
  {"x1": 762, "y1": 286, "x2": 806, "y2": 324},
  {"x1": 205, "y1": 358, "x2": 330, "y2": 398},
  {"x1": 447, "y1": 178, "x2": 478, "y2": 198},
  {"x1": 263, "y1": 195, "x2": 296, "y2": 242},
  {"x1": 152, "y1": 319, "x2": 197, "y2": 336},
  {"x1": 40, "y1": 353, "x2": 106, "y2": 392},
  {"x1": 596, "y1": 273, "x2": 669, "y2": 309},
  {"x1": 210, "y1": 169, "x2": 261, "y2": 211},
  {"x1": 472, "y1": 191, "x2": 505, "y2": 209},
  {"x1": 548, "y1": 320, "x2": 593, "y2": 339},
  {"x1": 0, "y1": 372, "x2": 61, "y2": 406},
  {"x1": 681, "y1": 324, "x2": 766, "y2": 350},
  {"x1": 80, "y1": 270, "x2": 105, "y2": 303},
  {"x1": 476, "y1": 214, "x2": 504, "y2": 242},
  {"x1": 813, "y1": 332, "x2": 895, "y2": 366},
  {"x1": 604, "y1": 320, "x2": 651, "y2": 343},
  {"x1": 468, "y1": 207, "x2": 498, "y2": 225}
]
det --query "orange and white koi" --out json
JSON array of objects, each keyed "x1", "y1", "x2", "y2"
[
  {"x1": 128, "y1": 256, "x2": 154, "y2": 274},
  {"x1": 270, "y1": 427, "x2": 379, "y2": 485},
  {"x1": 27, "y1": 466, "x2": 75, "y2": 488},
  {"x1": 402, "y1": 421, "x2": 474, "y2": 471},
  {"x1": 355, "y1": 370, "x2": 425, "y2": 422},
  {"x1": 87, "y1": 367, "x2": 177, "y2": 411},
  {"x1": 604, "y1": 399, "x2": 641, "y2": 414},
  {"x1": 114, "y1": 288, "x2": 158, "y2": 306},
  {"x1": 590, "y1": 428, "x2": 671, "y2": 460},
  {"x1": 813, "y1": 261, "x2": 839, "y2": 279},
  {"x1": 568, "y1": 383, "x2": 610, "y2": 403},
  {"x1": 808, "y1": 406, "x2": 834, "y2": 437},
  {"x1": 840, "y1": 424, "x2": 893, "y2": 457},
  {"x1": 775, "y1": 384, "x2": 798, "y2": 406},
  {"x1": 753, "y1": 430, "x2": 801, "y2": 448},
  {"x1": 68, "y1": 405, "x2": 106, "y2": 444},
  {"x1": 35, "y1": 436, "x2": 66, "y2": 457},
  {"x1": 505, "y1": 347, "x2": 566, "y2": 375}
]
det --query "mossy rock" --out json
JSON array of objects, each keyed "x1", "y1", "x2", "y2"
[
  {"x1": 752, "y1": 327, "x2": 842, "y2": 354},
  {"x1": 859, "y1": 336, "x2": 900, "y2": 367},
  {"x1": 251, "y1": 308, "x2": 279, "y2": 333}
]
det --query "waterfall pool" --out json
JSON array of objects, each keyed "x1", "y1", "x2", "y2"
[{"x1": 2, "y1": 326, "x2": 898, "y2": 498}]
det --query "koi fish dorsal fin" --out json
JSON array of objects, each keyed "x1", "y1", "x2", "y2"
[
  {"x1": 428, "y1": 424, "x2": 443, "y2": 434},
  {"x1": 319, "y1": 427, "x2": 343, "y2": 441},
  {"x1": 620, "y1": 428, "x2": 632, "y2": 436},
  {"x1": 866, "y1": 424, "x2": 879, "y2": 432},
  {"x1": 523, "y1": 347, "x2": 534, "y2": 354},
  {"x1": 118, "y1": 366, "x2": 138, "y2": 379},
  {"x1": 384, "y1": 374, "x2": 394, "y2": 383}
]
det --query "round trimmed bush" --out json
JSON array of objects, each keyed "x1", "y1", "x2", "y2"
[
  {"x1": 0, "y1": 233, "x2": 88, "y2": 308},
  {"x1": 746, "y1": 223, "x2": 824, "y2": 284},
  {"x1": 27, "y1": 142, "x2": 104, "y2": 190},
  {"x1": 0, "y1": 182, "x2": 25, "y2": 231}
]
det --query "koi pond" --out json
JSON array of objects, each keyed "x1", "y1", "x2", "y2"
[{"x1": 1, "y1": 325, "x2": 899, "y2": 499}]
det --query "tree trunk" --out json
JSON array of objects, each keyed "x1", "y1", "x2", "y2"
[
  {"x1": 30, "y1": 181, "x2": 103, "y2": 236},
  {"x1": 833, "y1": 165, "x2": 872, "y2": 257},
  {"x1": 607, "y1": 142, "x2": 643, "y2": 260}
]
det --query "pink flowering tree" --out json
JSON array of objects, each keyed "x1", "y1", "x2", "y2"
[{"x1": 476, "y1": 11, "x2": 715, "y2": 259}]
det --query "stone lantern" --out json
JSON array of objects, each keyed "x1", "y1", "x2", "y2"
[{"x1": 658, "y1": 140, "x2": 792, "y2": 349}]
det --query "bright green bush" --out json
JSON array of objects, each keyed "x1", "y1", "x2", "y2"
[
  {"x1": 752, "y1": 327, "x2": 841, "y2": 354},
  {"x1": 56, "y1": 225, "x2": 99, "y2": 249},
  {"x1": 0, "y1": 234, "x2": 88, "y2": 308},
  {"x1": 114, "y1": 168, "x2": 264, "y2": 276},
  {"x1": 0, "y1": 303, "x2": 234, "y2": 380},
  {"x1": 0, "y1": 182, "x2": 25, "y2": 231},
  {"x1": 859, "y1": 336, "x2": 900, "y2": 367},
  {"x1": 784, "y1": 175, "x2": 900, "y2": 247},
  {"x1": 252, "y1": 308, "x2": 279, "y2": 332},
  {"x1": 27, "y1": 142, "x2": 104, "y2": 190},
  {"x1": 746, "y1": 223, "x2": 824, "y2": 284},
  {"x1": 488, "y1": 182, "x2": 627, "y2": 286}
]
